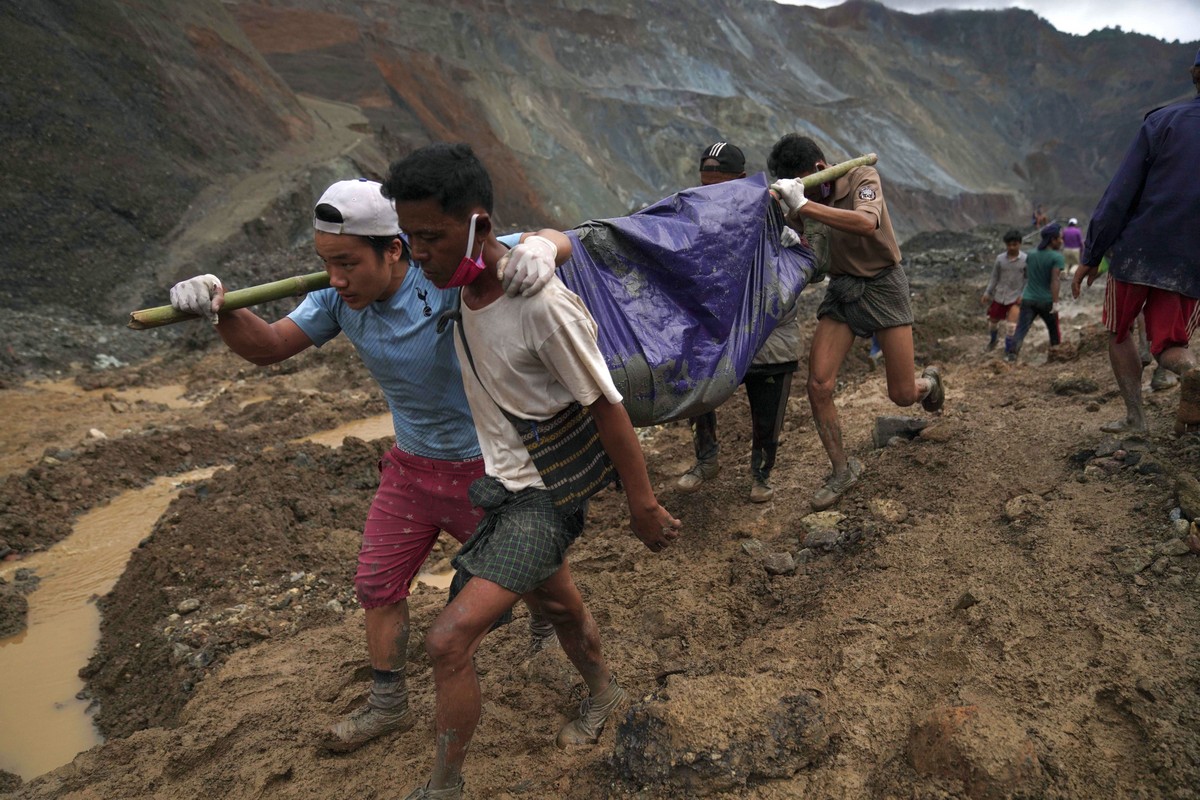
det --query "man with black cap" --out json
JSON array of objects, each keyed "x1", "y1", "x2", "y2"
[
  {"x1": 677, "y1": 141, "x2": 808, "y2": 503},
  {"x1": 697, "y1": 140, "x2": 746, "y2": 185},
  {"x1": 167, "y1": 178, "x2": 566, "y2": 753},
  {"x1": 1008, "y1": 222, "x2": 1064, "y2": 360},
  {"x1": 1074, "y1": 47, "x2": 1200, "y2": 439}
]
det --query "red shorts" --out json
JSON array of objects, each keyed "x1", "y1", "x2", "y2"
[
  {"x1": 355, "y1": 446, "x2": 485, "y2": 609},
  {"x1": 1103, "y1": 278, "x2": 1200, "y2": 356},
  {"x1": 987, "y1": 300, "x2": 1017, "y2": 321}
]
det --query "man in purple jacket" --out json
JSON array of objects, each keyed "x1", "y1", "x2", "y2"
[{"x1": 1074, "y1": 48, "x2": 1200, "y2": 437}]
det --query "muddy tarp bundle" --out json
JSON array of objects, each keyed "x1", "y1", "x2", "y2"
[{"x1": 558, "y1": 173, "x2": 814, "y2": 427}]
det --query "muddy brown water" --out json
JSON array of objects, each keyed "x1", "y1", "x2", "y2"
[
  {"x1": 0, "y1": 412, "x2": 452, "y2": 780},
  {"x1": 0, "y1": 467, "x2": 218, "y2": 779}
]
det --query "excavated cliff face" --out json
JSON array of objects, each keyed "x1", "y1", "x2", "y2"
[
  {"x1": 1, "y1": 0, "x2": 1193, "y2": 329},
  {"x1": 0, "y1": 0, "x2": 308, "y2": 318},
  {"x1": 230, "y1": 0, "x2": 1193, "y2": 234}
]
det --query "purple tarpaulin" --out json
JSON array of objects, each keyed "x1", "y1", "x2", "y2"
[{"x1": 558, "y1": 173, "x2": 814, "y2": 426}]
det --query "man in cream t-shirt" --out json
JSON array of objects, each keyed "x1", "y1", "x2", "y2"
[{"x1": 383, "y1": 142, "x2": 681, "y2": 800}]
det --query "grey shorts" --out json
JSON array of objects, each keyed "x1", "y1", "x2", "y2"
[{"x1": 817, "y1": 266, "x2": 915, "y2": 338}]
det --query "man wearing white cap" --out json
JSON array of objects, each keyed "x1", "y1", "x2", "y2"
[{"x1": 169, "y1": 178, "x2": 564, "y2": 751}]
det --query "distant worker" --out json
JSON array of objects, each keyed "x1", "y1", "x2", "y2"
[
  {"x1": 981, "y1": 229, "x2": 1027, "y2": 355},
  {"x1": 1008, "y1": 223, "x2": 1063, "y2": 360},
  {"x1": 768, "y1": 134, "x2": 944, "y2": 511},
  {"x1": 1074, "y1": 47, "x2": 1200, "y2": 437},
  {"x1": 1061, "y1": 218, "x2": 1083, "y2": 279},
  {"x1": 677, "y1": 141, "x2": 811, "y2": 503}
]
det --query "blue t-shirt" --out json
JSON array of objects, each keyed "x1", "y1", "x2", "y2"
[{"x1": 288, "y1": 264, "x2": 479, "y2": 461}]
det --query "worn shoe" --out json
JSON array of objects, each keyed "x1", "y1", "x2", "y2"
[
  {"x1": 403, "y1": 779, "x2": 464, "y2": 800},
  {"x1": 676, "y1": 460, "x2": 719, "y2": 493},
  {"x1": 749, "y1": 478, "x2": 774, "y2": 503},
  {"x1": 1175, "y1": 367, "x2": 1200, "y2": 435},
  {"x1": 556, "y1": 677, "x2": 628, "y2": 749},
  {"x1": 527, "y1": 612, "x2": 558, "y2": 656},
  {"x1": 1150, "y1": 366, "x2": 1179, "y2": 392},
  {"x1": 1099, "y1": 418, "x2": 1148, "y2": 437},
  {"x1": 810, "y1": 458, "x2": 863, "y2": 512},
  {"x1": 321, "y1": 686, "x2": 412, "y2": 752},
  {"x1": 920, "y1": 366, "x2": 945, "y2": 413}
]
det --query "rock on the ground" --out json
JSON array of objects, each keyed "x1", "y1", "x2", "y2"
[
  {"x1": 1052, "y1": 373, "x2": 1099, "y2": 396},
  {"x1": 909, "y1": 705, "x2": 1045, "y2": 799},
  {"x1": 869, "y1": 498, "x2": 909, "y2": 524},
  {"x1": 0, "y1": 768, "x2": 22, "y2": 792},
  {"x1": 762, "y1": 551, "x2": 796, "y2": 576},
  {"x1": 1176, "y1": 474, "x2": 1200, "y2": 521},
  {"x1": 0, "y1": 582, "x2": 29, "y2": 638},
  {"x1": 1003, "y1": 494, "x2": 1044, "y2": 522},
  {"x1": 873, "y1": 416, "x2": 929, "y2": 448},
  {"x1": 799, "y1": 511, "x2": 844, "y2": 549},
  {"x1": 614, "y1": 674, "x2": 834, "y2": 795}
]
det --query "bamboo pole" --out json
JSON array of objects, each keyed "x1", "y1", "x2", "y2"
[
  {"x1": 128, "y1": 153, "x2": 879, "y2": 330},
  {"x1": 128, "y1": 271, "x2": 331, "y2": 329},
  {"x1": 793, "y1": 153, "x2": 877, "y2": 189}
]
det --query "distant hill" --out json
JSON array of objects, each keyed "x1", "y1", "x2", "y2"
[{"x1": 1, "y1": 0, "x2": 1195, "y2": 322}]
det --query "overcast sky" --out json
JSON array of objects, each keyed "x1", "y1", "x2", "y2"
[{"x1": 780, "y1": 0, "x2": 1200, "y2": 43}]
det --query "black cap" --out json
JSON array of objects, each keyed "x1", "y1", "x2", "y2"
[{"x1": 700, "y1": 142, "x2": 745, "y2": 173}]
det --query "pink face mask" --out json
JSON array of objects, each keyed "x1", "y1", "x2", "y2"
[{"x1": 443, "y1": 213, "x2": 487, "y2": 288}]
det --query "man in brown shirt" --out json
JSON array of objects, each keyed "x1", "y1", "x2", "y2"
[{"x1": 768, "y1": 134, "x2": 944, "y2": 511}]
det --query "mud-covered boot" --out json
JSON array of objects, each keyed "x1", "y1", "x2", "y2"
[
  {"x1": 403, "y1": 778, "x2": 464, "y2": 800},
  {"x1": 321, "y1": 674, "x2": 412, "y2": 752},
  {"x1": 676, "y1": 459, "x2": 719, "y2": 493},
  {"x1": 556, "y1": 677, "x2": 628, "y2": 749}
]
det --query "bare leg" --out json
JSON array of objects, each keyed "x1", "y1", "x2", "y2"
[
  {"x1": 524, "y1": 561, "x2": 611, "y2": 696},
  {"x1": 874, "y1": 325, "x2": 932, "y2": 407},
  {"x1": 1156, "y1": 344, "x2": 1196, "y2": 376},
  {"x1": 365, "y1": 601, "x2": 409, "y2": 669},
  {"x1": 807, "y1": 318, "x2": 857, "y2": 475},
  {"x1": 424, "y1": 578, "x2": 521, "y2": 790},
  {"x1": 1106, "y1": 332, "x2": 1147, "y2": 434},
  {"x1": 1005, "y1": 304, "x2": 1020, "y2": 339}
]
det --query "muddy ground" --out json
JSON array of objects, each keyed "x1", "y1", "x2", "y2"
[{"x1": 2, "y1": 234, "x2": 1199, "y2": 799}]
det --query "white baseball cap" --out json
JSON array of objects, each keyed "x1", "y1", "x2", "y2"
[
  {"x1": 1068, "y1": 217, "x2": 1078, "y2": 225},
  {"x1": 313, "y1": 179, "x2": 400, "y2": 237}
]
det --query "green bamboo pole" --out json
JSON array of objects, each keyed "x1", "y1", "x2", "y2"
[
  {"x1": 794, "y1": 152, "x2": 877, "y2": 190},
  {"x1": 129, "y1": 153, "x2": 878, "y2": 330},
  {"x1": 128, "y1": 271, "x2": 331, "y2": 329}
]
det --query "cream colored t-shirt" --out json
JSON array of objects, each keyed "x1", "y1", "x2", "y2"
[{"x1": 454, "y1": 278, "x2": 623, "y2": 493}]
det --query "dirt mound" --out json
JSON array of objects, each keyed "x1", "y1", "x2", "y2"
[{"x1": 4, "y1": 228, "x2": 1200, "y2": 797}]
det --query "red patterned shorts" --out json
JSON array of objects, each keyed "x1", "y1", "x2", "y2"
[{"x1": 355, "y1": 446, "x2": 484, "y2": 609}]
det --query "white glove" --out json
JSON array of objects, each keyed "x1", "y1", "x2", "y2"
[
  {"x1": 780, "y1": 226, "x2": 803, "y2": 249},
  {"x1": 500, "y1": 235, "x2": 557, "y2": 297},
  {"x1": 770, "y1": 179, "x2": 809, "y2": 218},
  {"x1": 169, "y1": 274, "x2": 224, "y2": 324}
]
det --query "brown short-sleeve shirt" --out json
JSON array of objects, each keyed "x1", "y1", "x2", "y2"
[{"x1": 827, "y1": 166, "x2": 902, "y2": 279}]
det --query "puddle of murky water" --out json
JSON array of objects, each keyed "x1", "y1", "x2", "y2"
[
  {"x1": 0, "y1": 413, "x2": 406, "y2": 779},
  {"x1": 34, "y1": 379, "x2": 198, "y2": 410},
  {"x1": 297, "y1": 413, "x2": 394, "y2": 448},
  {"x1": 414, "y1": 570, "x2": 454, "y2": 591},
  {"x1": 0, "y1": 467, "x2": 218, "y2": 780}
]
